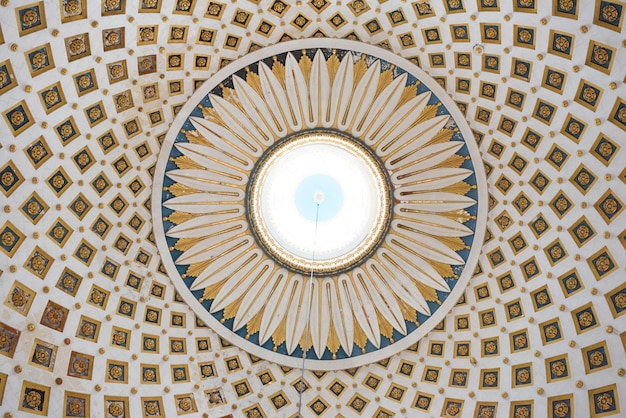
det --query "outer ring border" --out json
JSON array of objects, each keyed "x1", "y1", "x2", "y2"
[{"x1": 151, "y1": 38, "x2": 488, "y2": 370}]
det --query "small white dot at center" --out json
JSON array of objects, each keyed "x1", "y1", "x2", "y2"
[{"x1": 313, "y1": 191, "x2": 325, "y2": 204}]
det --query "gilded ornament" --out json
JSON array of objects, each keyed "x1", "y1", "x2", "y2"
[
  {"x1": 551, "y1": 361, "x2": 566, "y2": 376},
  {"x1": 145, "y1": 402, "x2": 159, "y2": 415},
  {"x1": 178, "y1": 398, "x2": 192, "y2": 411},
  {"x1": 109, "y1": 64, "x2": 123, "y2": 78},
  {"x1": 68, "y1": 399, "x2": 83, "y2": 414},
  {"x1": 140, "y1": 338, "x2": 155, "y2": 351},
  {"x1": 583, "y1": 87, "x2": 597, "y2": 102},
  {"x1": 105, "y1": 32, "x2": 119, "y2": 45},
  {"x1": 509, "y1": 304, "x2": 521, "y2": 316},
  {"x1": 593, "y1": 47, "x2": 609, "y2": 65},
  {"x1": 615, "y1": 292, "x2": 626, "y2": 309},
  {"x1": 30, "y1": 52, "x2": 48, "y2": 69},
  {"x1": 459, "y1": 55, "x2": 469, "y2": 66},
  {"x1": 31, "y1": 254, "x2": 45, "y2": 270},
  {"x1": 140, "y1": 27, "x2": 154, "y2": 42},
  {"x1": 559, "y1": 0, "x2": 573, "y2": 11},
  {"x1": 517, "y1": 369, "x2": 530, "y2": 383},
  {"x1": 446, "y1": 404, "x2": 460, "y2": 415},
  {"x1": 68, "y1": 38, "x2": 86, "y2": 55},
  {"x1": 25, "y1": 390, "x2": 42, "y2": 408},
  {"x1": 81, "y1": 322, "x2": 94, "y2": 336},
  {"x1": 487, "y1": 57, "x2": 497, "y2": 67},
  {"x1": 519, "y1": 30, "x2": 532, "y2": 42},
  {"x1": 171, "y1": 28, "x2": 184, "y2": 39},
  {"x1": 602, "y1": 5, "x2": 619, "y2": 22},
  {"x1": 485, "y1": 342, "x2": 496, "y2": 353},
  {"x1": 207, "y1": 3, "x2": 221, "y2": 15},
  {"x1": 549, "y1": 73, "x2": 562, "y2": 86},
  {"x1": 44, "y1": 90, "x2": 59, "y2": 106},
  {"x1": 22, "y1": 10, "x2": 39, "y2": 27},
  {"x1": 1, "y1": 231, "x2": 15, "y2": 247},
  {"x1": 11, "y1": 289, "x2": 26, "y2": 307},
  {"x1": 594, "y1": 255, "x2": 611, "y2": 272},
  {"x1": 590, "y1": 351, "x2": 605, "y2": 366},
  {"x1": 596, "y1": 393, "x2": 613, "y2": 411},
  {"x1": 109, "y1": 365, "x2": 123, "y2": 379},
  {"x1": 0, "y1": 70, "x2": 8, "y2": 87},
  {"x1": 554, "y1": 402, "x2": 569, "y2": 417},
  {"x1": 539, "y1": 105, "x2": 552, "y2": 118},
  {"x1": 64, "y1": 0, "x2": 81, "y2": 16},
  {"x1": 486, "y1": 28, "x2": 497, "y2": 39},
  {"x1": 10, "y1": 110, "x2": 25, "y2": 126},
  {"x1": 515, "y1": 406, "x2": 530, "y2": 418},
  {"x1": 545, "y1": 325, "x2": 558, "y2": 339},
  {"x1": 108, "y1": 402, "x2": 123, "y2": 417},
  {"x1": 484, "y1": 373, "x2": 496, "y2": 385},
  {"x1": 88, "y1": 107, "x2": 102, "y2": 120},
  {"x1": 555, "y1": 36, "x2": 570, "y2": 51},
  {"x1": 144, "y1": 0, "x2": 157, "y2": 6},
  {"x1": 618, "y1": 108, "x2": 626, "y2": 123}
]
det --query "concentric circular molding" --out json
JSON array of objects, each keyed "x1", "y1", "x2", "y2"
[
  {"x1": 153, "y1": 38, "x2": 488, "y2": 369},
  {"x1": 247, "y1": 130, "x2": 393, "y2": 276}
]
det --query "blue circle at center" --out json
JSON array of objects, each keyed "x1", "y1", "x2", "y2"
[{"x1": 295, "y1": 174, "x2": 343, "y2": 222}]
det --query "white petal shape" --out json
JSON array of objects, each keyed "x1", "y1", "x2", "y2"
[
  {"x1": 383, "y1": 236, "x2": 452, "y2": 291},
  {"x1": 258, "y1": 270, "x2": 292, "y2": 344},
  {"x1": 308, "y1": 50, "x2": 329, "y2": 128},
  {"x1": 331, "y1": 277, "x2": 355, "y2": 355},
  {"x1": 377, "y1": 114, "x2": 450, "y2": 158},
  {"x1": 325, "y1": 52, "x2": 354, "y2": 127},
  {"x1": 395, "y1": 193, "x2": 476, "y2": 212},
  {"x1": 189, "y1": 247, "x2": 261, "y2": 291},
  {"x1": 233, "y1": 264, "x2": 286, "y2": 331},
  {"x1": 284, "y1": 53, "x2": 308, "y2": 131},
  {"x1": 259, "y1": 62, "x2": 294, "y2": 132},
  {"x1": 366, "y1": 257, "x2": 431, "y2": 316},
  {"x1": 210, "y1": 93, "x2": 272, "y2": 147},
  {"x1": 168, "y1": 217, "x2": 247, "y2": 240},
  {"x1": 285, "y1": 276, "x2": 312, "y2": 354},
  {"x1": 386, "y1": 141, "x2": 463, "y2": 172},
  {"x1": 232, "y1": 75, "x2": 284, "y2": 141},
  {"x1": 392, "y1": 217, "x2": 473, "y2": 238},
  {"x1": 354, "y1": 267, "x2": 406, "y2": 334},
  {"x1": 389, "y1": 231, "x2": 464, "y2": 265},
  {"x1": 176, "y1": 142, "x2": 252, "y2": 173},
  {"x1": 167, "y1": 167, "x2": 246, "y2": 188},
  {"x1": 190, "y1": 116, "x2": 262, "y2": 158},
  {"x1": 183, "y1": 236, "x2": 254, "y2": 286},
  {"x1": 163, "y1": 193, "x2": 244, "y2": 213},
  {"x1": 177, "y1": 227, "x2": 250, "y2": 265},
  {"x1": 360, "y1": 73, "x2": 408, "y2": 143},
  {"x1": 394, "y1": 168, "x2": 473, "y2": 193},
  {"x1": 309, "y1": 279, "x2": 331, "y2": 358},
  {"x1": 346, "y1": 272, "x2": 381, "y2": 348},
  {"x1": 340, "y1": 60, "x2": 380, "y2": 132},
  {"x1": 212, "y1": 259, "x2": 274, "y2": 315}
]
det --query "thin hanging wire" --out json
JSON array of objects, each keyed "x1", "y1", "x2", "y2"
[{"x1": 297, "y1": 202, "x2": 320, "y2": 418}]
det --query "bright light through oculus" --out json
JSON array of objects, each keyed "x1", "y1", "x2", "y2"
[
  {"x1": 294, "y1": 174, "x2": 342, "y2": 222},
  {"x1": 248, "y1": 131, "x2": 392, "y2": 274}
]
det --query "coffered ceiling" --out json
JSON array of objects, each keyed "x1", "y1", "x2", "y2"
[{"x1": 0, "y1": 1, "x2": 624, "y2": 417}]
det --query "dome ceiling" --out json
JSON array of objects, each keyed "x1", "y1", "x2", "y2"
[{"x1": 0, "y1": 0, "x2": 625, "y2": 417}]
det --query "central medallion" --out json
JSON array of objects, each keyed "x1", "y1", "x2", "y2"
[
  {"x1": 247, "y1": 130, "x2": 392, "y2": 276},
  {"x1": 153, "y1": 39, "x2": 487, "y2": 369}
]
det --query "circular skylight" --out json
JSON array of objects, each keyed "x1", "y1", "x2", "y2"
[{"x1": 248, "y1": 131, "x2": 391, "y2": 275}]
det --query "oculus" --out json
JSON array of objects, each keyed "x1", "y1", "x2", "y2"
[{"x1": 153, "y1": 39, "x2": 487, "y2": 369}]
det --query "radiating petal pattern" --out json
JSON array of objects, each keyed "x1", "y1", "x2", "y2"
[{"x1": 156, "y1": 42, "x2": 486, "y2": 368}]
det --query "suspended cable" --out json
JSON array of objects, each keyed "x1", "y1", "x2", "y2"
[{"x1": 297, "y1": 200, "x2": 321, "y2": 418}]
